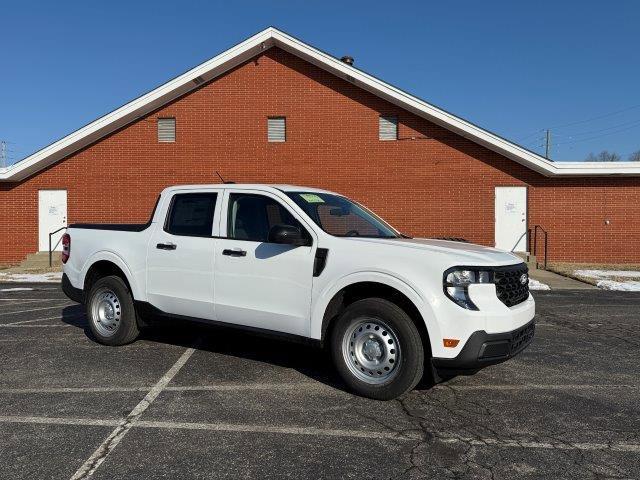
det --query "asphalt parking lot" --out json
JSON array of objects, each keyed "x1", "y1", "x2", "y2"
[{"x1": 0, "y1": 284, "x2": 638, "y2": 479}]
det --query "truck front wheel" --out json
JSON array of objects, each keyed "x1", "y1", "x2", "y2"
[
  {"x1": 330, "y1": 298, "x2": 424, "y2": 400},
  {"x1": 86, "y1": 275, "x2": 140, "y2": 346}
]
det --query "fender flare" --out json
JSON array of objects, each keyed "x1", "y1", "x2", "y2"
[
  {"x1": 310, "y1": 271, "x2": 441, "y2": 352},
  {"x1": 79, "y1": 251, "x2": 143, "y2": 300}
]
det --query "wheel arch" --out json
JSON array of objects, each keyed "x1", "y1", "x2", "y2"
[
  {"x1": 80, "y1": 252, "x2": 141, "y2": 300},
  {"x1": 313, "y1": 273, "x2": 440, "y2": 356}
]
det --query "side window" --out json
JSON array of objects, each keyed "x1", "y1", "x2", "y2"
[
  {"x1": 227, "y1": 193, "x2": 310, "y2": 243},
  {"x1": 165, "y1": 193, "x2": 217, "y2": 237}
]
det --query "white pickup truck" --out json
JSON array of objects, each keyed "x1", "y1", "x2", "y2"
[{"x1": 62, "y1": 184, "x2": 535, "y2": 400}]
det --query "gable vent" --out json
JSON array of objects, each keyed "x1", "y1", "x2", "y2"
[
  {"x1": 267, "y1": 117, "x2": 286, "y2": 142},
  {"x1": 158, "y1": 118, "x2": 176, "y2": 143},
  {"x1": 379, "y1": 115, "x2": 398, "y2": 141}
]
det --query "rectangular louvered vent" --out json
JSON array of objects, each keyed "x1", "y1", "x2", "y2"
[
  {"x1": 268, "y1": 117, "x2": 286, "y2": 142},
  {"x1": 379, "y1": 115, "x2": 398, "y2": 141},
  {"x1": 158, "y1": 118, "x2": 176, "y2": 143}
]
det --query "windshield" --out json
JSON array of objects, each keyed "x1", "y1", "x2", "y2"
[{"x1": 286, "y1": 192, "x2": 400, "y2": 238}]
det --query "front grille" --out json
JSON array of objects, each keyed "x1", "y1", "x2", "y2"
[{"x1": 494, "y1": 263, "x2": 529, "y2": 307}]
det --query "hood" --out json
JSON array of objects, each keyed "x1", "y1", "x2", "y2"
[{"x1": 341, "y1": 237, "x2": 523, "y2": 266}]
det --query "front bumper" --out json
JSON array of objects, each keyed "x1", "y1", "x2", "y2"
[{"x1": 432, "y1": 319, "x2": 535, "y2": 376}]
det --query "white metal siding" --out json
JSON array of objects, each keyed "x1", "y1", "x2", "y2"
[
  {"x1": 379, "y1": 116, "x2": 398, "y2": 141},
  {"x1": 268, "y1": 117, "x2": 286, "y2": 142},
  {"x1": 158, "y1": 118, "x2": 176, "y2": 142}
]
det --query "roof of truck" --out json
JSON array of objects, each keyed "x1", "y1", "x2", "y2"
[{"x1": 162, "y1": 184, "x2": 338, "y2": 195}]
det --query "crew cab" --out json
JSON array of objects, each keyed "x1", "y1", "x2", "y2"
[{"x1": 62, "y1": 184, "x2": 535, "y2": 400}]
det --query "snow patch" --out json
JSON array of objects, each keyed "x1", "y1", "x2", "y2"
[
  {"x1": 595, "y1": 280, "x2": 640, "y2": 292},
  {"x1": 573, "y1": 269, "x2": 640, "y2": 291},
  {"x1": 528, "y1": 278, "x2": 551, "y2": 291},
  {"x1": 0, "y1": 272, "x2": 62, "y2": 283},
  {"x1": 0, "y1": 287, "x2": 34, "y2": 291},
  {"x1": 575, "y1": 270, "x2": 640, "y2": 279}
]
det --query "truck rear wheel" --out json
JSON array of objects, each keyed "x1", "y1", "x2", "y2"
[
  {"x1": 330, "y1": 298, "x2": 424, "y2": 400},
  {"x1": 86, "y1": 275, "x2": 139, "y2": 346}
]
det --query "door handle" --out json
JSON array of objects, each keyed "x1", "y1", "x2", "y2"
[
  {"x1": 222, "y1": 248, "x2": 247, "y2": 257},
  {"x1": 156, "y1": 242, "x2": 177, "y2": 250}
]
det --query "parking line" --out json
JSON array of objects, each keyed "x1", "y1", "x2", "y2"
[
  {"x1": 0, "y1": 382, "x2": 637, "y2": 395},
  {"x1": 0, "y1": 416, "x2": 119, "y2": 428},
  {"x1": 0, "y1": 299, "x2": 66, "y2": 305},
  {"x1": 0, "y1": 387, "x2": 150, "y2": 394},
  {"x1": 134, "y1": 419, "x2": 422, "y2": 440},
  {"x1": 0, "y1": 415, "x2": 638, "y2": 452},
  {"x1": 69, "y1": 346, "x2": 197, "y2": 480},
  {"x1": 0, "y1": 383, "x2": 321, "y2": 394},
  {"x1": 0, "y1": 304, "x2": 74, "y2": 317},
  {"x1": 439, "y1": 384, "x2": 640, "y2": 391},
  {"x1": 2, "y1": 314, "x2": 84, "y2": 326},
  {"x1": 0, "y1": 324, "x2": 72, "y2": 328},
  {"x1": 436, "y1": 435, "x2": 640, "y2": 453}
]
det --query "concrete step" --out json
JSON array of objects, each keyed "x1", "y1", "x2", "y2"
[
  {"x1": 19, "y1": 252, "x2": 62, "y2": 269},
  {"x1": 514, "y1": 252, "x2": 538, "y2": 268}
]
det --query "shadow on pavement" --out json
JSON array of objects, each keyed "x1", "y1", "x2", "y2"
[{"x1": 60, "y1": 304, "x2": 353, "y2": 393}]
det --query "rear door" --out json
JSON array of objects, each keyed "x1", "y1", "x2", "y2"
[
  {"x1": 214, "y1": 189, "x2": 316, "y2": 337},
  {"x1": 146, "y1": 190, "x2": 221, "y2": 319},
  {"x1": 495, "y1": 186, "x2": 527, "y2": 252},
  {"x1": 38, "y1": 190, "x2": 67, "y2": 251}
]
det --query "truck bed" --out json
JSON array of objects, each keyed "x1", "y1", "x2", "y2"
[{"x1": 69, "y1": 223, "x2": 152, "y2": 232}]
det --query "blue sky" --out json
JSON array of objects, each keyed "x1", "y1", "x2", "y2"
[{"x1": 1, "y1": 0, "x2": 639, "y2": 165}]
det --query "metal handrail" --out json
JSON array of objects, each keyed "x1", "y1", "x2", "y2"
[
  {"x1": 530, "y1": 225, "x2": 548, "y2": 270},
  {"x1": 510, "y1": 230, "x2": 528, "y2": 252},
  {"x1": 49, "y1": 226, "x2": 67, "y2": 267}
]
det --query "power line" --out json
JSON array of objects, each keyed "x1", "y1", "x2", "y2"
[
  {"x1": 548, "y1": 103, "x2": 640, "y2": 129},
  {"x1": 553, "y1": 121, "x2": 640, "y2": 146},
  {"x1": 555, "y1": 118, "x2": 640, "y2": 138}
]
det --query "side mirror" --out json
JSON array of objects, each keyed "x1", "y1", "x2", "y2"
[{"x1": 268, "y1": 224, "x2": 309, "y2": 246}]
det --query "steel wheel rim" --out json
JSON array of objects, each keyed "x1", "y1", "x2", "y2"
[
  {"x1": 342, "y1": 317, "x2": 401, "y2": 385},
  {"x1": 90, "y1": 288, "x2": 122, "y2": 337}
]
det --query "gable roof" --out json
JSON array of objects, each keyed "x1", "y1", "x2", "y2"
[{"x1": 2, "y1": 26, "x2": 639, "y2": 181}]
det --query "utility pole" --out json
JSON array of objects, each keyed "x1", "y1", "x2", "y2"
[
  {"x1": 544, "y1": 129, "x2": 551, "y2": 159},
  {"x1": 0, "y1": 141, "x2": 6, "y2": 168}
]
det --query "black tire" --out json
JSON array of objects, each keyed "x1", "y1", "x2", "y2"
[
  {"x1": 85, "y1": 275, "x2": 140, "y2": 346},
  {"x1": 330, "y1": 298, "x2": 424, "y2": 400}
]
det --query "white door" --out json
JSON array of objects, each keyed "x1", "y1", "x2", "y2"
[
  {"x1": 495, "y1": 187, "x2": 527, "y2": 252},
  {"x1": 146, "y1": 191, "x2": 220, "y2": 320},
  {"x1": 214, "y1": 190, "x2": 315, "y2": 337},
  {"x1": 38, "y1": 190, "x2": 67, "y2": 251}
]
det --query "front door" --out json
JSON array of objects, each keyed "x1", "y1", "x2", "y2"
[
  {"x1": 146, "y1": 191, "x2": 220, "y2": 320},
  {"x1": 495, "y1": 186, "x2": 527, "y2": 252},
  {"x1": 38, "y1": 190, "x2": 67, "y2": 251},
  {"x1": 214, "y1": 190, "x2": 316, "y2": 337}
]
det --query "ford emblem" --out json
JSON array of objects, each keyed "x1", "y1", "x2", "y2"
[{"x1": 520, "y1": 274, "x2": 528, "y2": 285}]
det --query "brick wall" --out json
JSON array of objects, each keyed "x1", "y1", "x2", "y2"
[{"x1": 1, "y1": 47, "x2": 638, "y2": 265}]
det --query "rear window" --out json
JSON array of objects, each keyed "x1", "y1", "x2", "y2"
[{"x1": 165, "y1": 193, "x2": 217, "y2": 237}]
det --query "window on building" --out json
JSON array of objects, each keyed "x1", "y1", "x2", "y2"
[
  {"x1": 227, "y1": 193, "x2": 310, "y2": 243},
  {"x1": 158, "y1": 117, "x2": 176, "y2": 143},
  {"x1": 164, "y1": 193, "x2": 217, "y2": 237},
  {"x1": 267, "y1": 117, "x2": 286, "y2": 142},
  {"x1": 379, "y1": 115, "x2": 398, "y2": 141}
]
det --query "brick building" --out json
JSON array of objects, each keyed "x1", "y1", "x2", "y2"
[{"x1": 1, "y1": 27, "x2": 639, "y2": 266}]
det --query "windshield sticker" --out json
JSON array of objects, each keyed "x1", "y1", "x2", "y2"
[{"x1": 300, "y1": 193, "x2": 325, "y2": 203}]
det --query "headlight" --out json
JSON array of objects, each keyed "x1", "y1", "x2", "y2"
[{"x1": 443, "y1": 267, "x2": 494, "y2": 310}]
